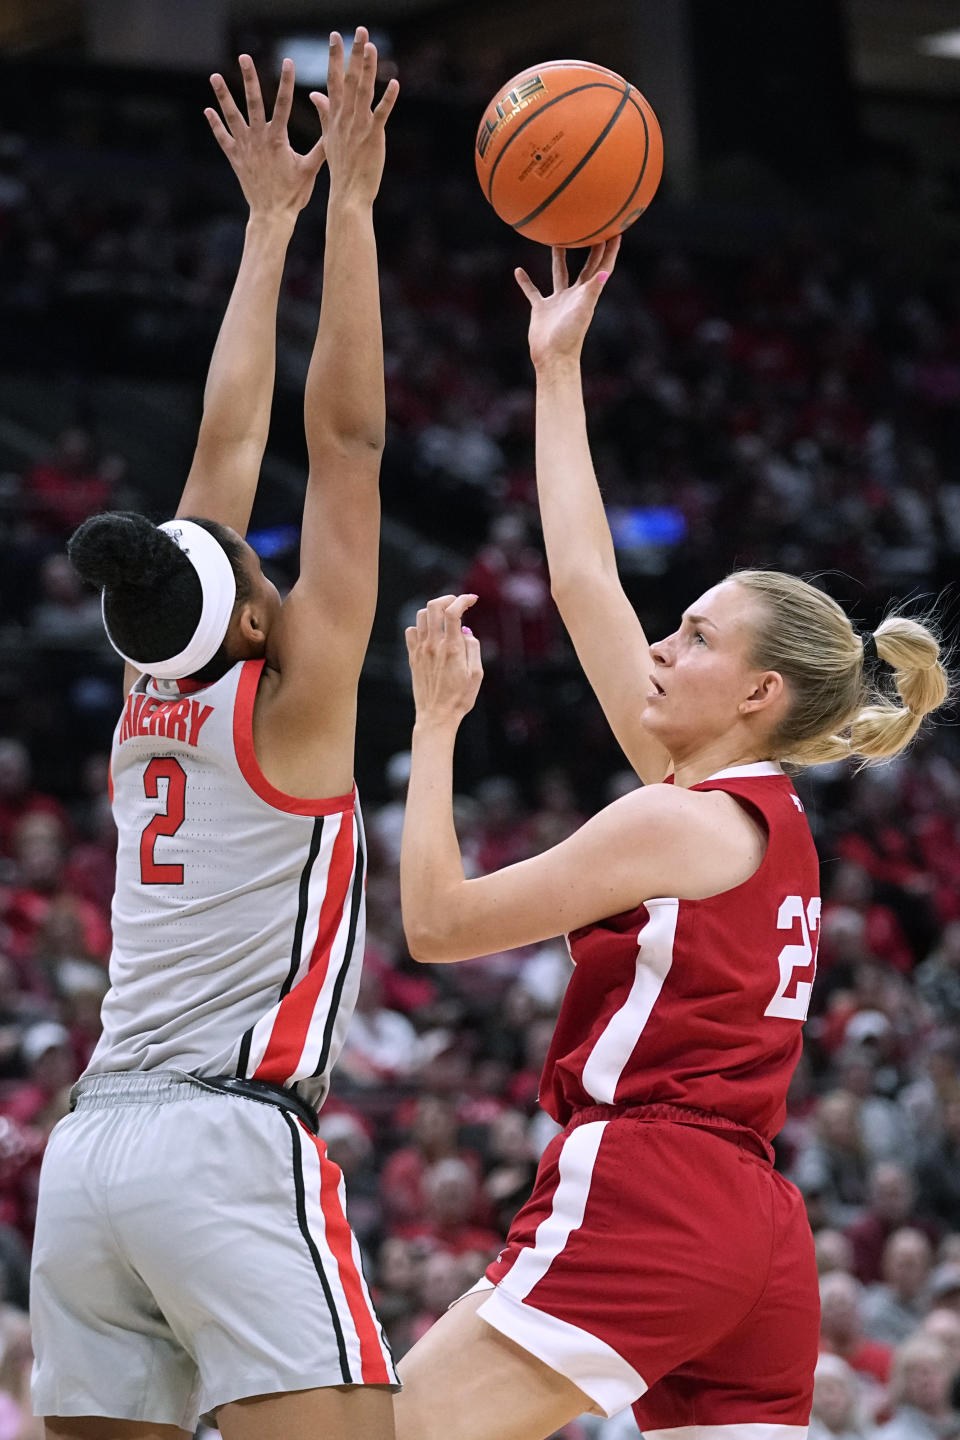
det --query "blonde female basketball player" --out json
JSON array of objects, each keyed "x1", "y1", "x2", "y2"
[
  {"x1": 30, "y1": 31, "x2": 399, "y2": 1440},
  {"x1": 393, "y1": 239, "x2": 950, "y2": 1440}
]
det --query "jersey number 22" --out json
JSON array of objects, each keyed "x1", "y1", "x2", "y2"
[{"x1": 764, "y1": 894, "x2": 820, "y2": 1021}]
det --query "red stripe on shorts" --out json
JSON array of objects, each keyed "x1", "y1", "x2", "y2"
[
  {"x1": 311, "y1": 1131, "x2": 390, "y2": 1383},
  {"x1": 254, "y1": 813, "x2": 357, "y2": 1083}
]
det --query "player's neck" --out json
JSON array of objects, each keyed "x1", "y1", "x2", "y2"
[{"x1": 669, "y1": 742, "x2": 771, "y2": 790}]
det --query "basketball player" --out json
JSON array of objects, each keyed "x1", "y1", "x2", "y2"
[
  {"x1": 30, "y1": 33, "x2": 399, "y2": 1440},
  {"x1": 391, "y1": 240, "x2": 950, "y2": 1440}
]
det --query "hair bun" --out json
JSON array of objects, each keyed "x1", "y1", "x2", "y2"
[{"x1": 67, "y1": 512, "x2": 183, "y2": 591}]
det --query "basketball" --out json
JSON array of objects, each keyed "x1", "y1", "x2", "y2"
[{"x1": 474, "y1": 60, "x2": 663, "y2": 248}]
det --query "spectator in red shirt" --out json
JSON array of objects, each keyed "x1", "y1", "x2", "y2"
[
  {"x1": 461, "y1": 511, "x2": 558, "y2": 669},
  {"x1": 846, "y1": 1163, "x2": 939, "y2": 1286},
  {"x1": 392, "y1": 1157, "x2": 502, "y2": 1259},
  {"x1": 381, "y1": 1094, "x2": 485, "y2": 1229},
  {"x1": 0, "y1": 742, "x2": 68, "y2": 861},
  {"x1": 2, "y1": 814, "x2": 110, "y2": 984},
  {"x1": 61, "y1": 791, "x2": 116, "y2": 919},
  {"x1": 23, "y1": 426, "x2": 110, "y2": 538},
  {"x1": 822, "y1": 862, "x2": 915, "y2": 976},
  {"x1": 471, "y1": 776, "x2": 532, "y2": 876}
]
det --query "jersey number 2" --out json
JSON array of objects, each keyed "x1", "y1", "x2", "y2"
[
  {"x1": 140, "y1": 757, "x2": 186, "y2": 884},
  {"x1": 764, "y1": 894, "x2": 820, "y2": 1021}
]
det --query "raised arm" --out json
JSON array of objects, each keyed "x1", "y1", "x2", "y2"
[
  {"x1": 175, "y1": 55, "x2": 326, "y2": 536},
  {"x1": 271, "y1": 28, "x2": 399, "y2": 697},
  {"x1": 515, "y1": 242, "x2": 671, "y2": 784}
]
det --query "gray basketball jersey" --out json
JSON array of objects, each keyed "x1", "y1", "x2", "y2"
[{"x1": 86, "y1": 659, "x2": 366, "y2": 1110}]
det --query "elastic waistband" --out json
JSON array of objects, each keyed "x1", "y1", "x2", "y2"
[
  {"x1": 567, "y1": 1100, "x2": 774, "y2": 1163},
  {"x1": 72, "y1": 1071, "x2": 203, "y2": 1107},
  {"x1": 71, "y1": 1071, "x2": 319, "y2": 1135}
]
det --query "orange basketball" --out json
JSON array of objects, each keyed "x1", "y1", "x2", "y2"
[{"x1": 474, "y1": 60, "x2": 663, "y2": 248}]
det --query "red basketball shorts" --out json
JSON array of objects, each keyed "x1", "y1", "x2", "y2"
[{"x1": 478, "y1": 1108, "x2": 818, "y2": 1431}]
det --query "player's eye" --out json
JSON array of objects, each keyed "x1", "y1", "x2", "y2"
[{"x1": 695, "y1": 631, "x2": 707, "y2": 645}]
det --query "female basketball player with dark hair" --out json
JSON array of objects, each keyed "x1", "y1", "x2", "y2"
[
  {"x1": 392, "y1": 240, "x2": 950, "y2": 1440},
  {"x1": 31, "y1": 32, "x2": 400, "y2": 1440}
]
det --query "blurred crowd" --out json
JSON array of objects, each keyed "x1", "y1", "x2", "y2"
[{"x1": 0, "y1": 39, "x2": 959, "y2": 1440}]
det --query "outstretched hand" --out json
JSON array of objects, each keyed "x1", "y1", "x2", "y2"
[
  {"x1": 309, "y1": 27, "x2": 400, "y2": 205},
  {"x1": 515, "y1": 236, "x2": 621, "y2": 368},
  {"x1": 206, "y1": 55, "x2": 326, "y2": 218},
  {"x1": 406, "y1": 595, "x2": 483, "y2": 727}
]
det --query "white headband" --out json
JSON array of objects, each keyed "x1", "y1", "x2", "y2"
[{"x1": 102, "y1": 519, "x2": 238, "y2": 679}]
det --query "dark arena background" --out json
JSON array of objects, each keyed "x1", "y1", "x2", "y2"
[{"x1": 1, "y1": 3, "x2": 960, "y2": 1436}]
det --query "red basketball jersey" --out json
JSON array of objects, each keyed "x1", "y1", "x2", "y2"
[{"x1": 541, "y1": 761, "x2": 820, "y2": 1142}]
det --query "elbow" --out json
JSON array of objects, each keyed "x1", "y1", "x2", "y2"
[
  {"x1": 353, "y1": 429, "x2": 386, "y2": 455},
  {"x1": 313, "y1": 424, "x2": 385, "y2": 456},
  {"x1": 549, "y1": 569, "x2": 593, "y2": 605},
  {"x1": 402, "y1": 910, "x2": 436, "y2": 963},
  {"x1": 550, "y1": 562, "x2": 616, "y2": 604},
  {"x1": 403, "y1": 916, "x2": 460, "y2": 964}
]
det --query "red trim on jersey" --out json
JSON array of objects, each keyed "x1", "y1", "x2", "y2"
[
  {"x1": 107, "y1": 761, "x2": 114, "y2": 804},
  {"x1": 233, "y1": 659, "x2": 355, "y2": 816},
  {"x1": 253, "y1": 812, "x2": 357, "y2": 1082},
  {"x1": 169, "y1": 677, "x2": 210, "y2": 695},
  {"x1": 308, "y1": 1128, "x2": 391, "y2": 1383},
  {"x1": 142, "y1": 676, "x2": 213, "y2": 699}
]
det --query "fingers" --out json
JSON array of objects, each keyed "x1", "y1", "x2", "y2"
[
  {"x1": 374, "y1": 75, "x2": 401, "y2": 126},
  {"x1": 514, "y1": 267, "x2": 543, "y2": 304},
  {"x1": 356, "y1": 35, "x2": 378, "y2": 112},
  {"x1": 238, "y1": 54, "x2": 265, "y2": 127},
  {"x1": 323, "y1": 25, "x2": 398, "y2": 133},
  {"x1": 407, "y1": 597, "x2": 483, "y2": 706},
  {"x1": 425, "y1": 594, "x2": 458, "y2": 642},
  {"x1": 326, "y1": 31, "x2": 344, "y2": 110},
  {"x1": 551, "y1": 246, "x2": 569, "y2": 295},
  {"x1": 443, "y1": 594, "x2": 479, "y2": 628},
  {"x1": 576, "y1": 235, "x2": 622, "y2": 288},
  {"x1": 600, "y1": 233, "x2": 622, "y2": 273},
  {"x1": 441, "y1": 595, "x2": 478, "y2": 652},
  {"x1": 589, "y1": 234, "x2": 621, "y2": 280},
  {"x1": 344, "y1": 26, "x2": 369, "y2": 105},
  {"x1": 463, "y1": 631, "x2": 483, "y2": 679},
  {"x1": 577, "y1": 243, "x2": 607, "y2": 286},
  {"x1": 208, "y1": 71, "x2": 245, "y2": 136},
  {"x1": 203, "y1": 107, "x2": 233, "y2": 153},
  {"x1": 305, "y1": 134, "x2": 327, "y2": 174},
  {"x1": 309, "y1": 90, "x2": 330, "y2": 161},
  {"x1": 271, "y1": 55, "x2": 295, "y2": 130},
  {"x1": 413, "y1": 595, "x2": 476, "y2": 645},
  {"x1": 416, "y1": 595, "x2": 451, "y2": 643}
]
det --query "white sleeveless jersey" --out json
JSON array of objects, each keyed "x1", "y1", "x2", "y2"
[{"x1": 86, "y1": 659, "x2": 366, "y2": 1110}]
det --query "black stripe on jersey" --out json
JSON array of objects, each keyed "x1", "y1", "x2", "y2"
[
  {"x1": 282, "y1": 818, "x2": 325, "y2": 1000},
  {"x1": 236, "y1": 817, "x2": 324, "y2": 1079},
  {"x1": 312, "y1": 821, "x2": 365, "y2": 1079},
  {"x1": 281, "y1": 1110, "x2": 352, "y2": 1383}
]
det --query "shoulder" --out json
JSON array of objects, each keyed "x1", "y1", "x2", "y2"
[
  {"x1": 592, "y1": 782, "x2": 768, "y2": 902},
  {"x1": 614, "y1": 780, "x2": 765, "y2": 850}
]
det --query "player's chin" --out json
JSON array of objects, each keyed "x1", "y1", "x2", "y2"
[{"x1": 638, "y1": 699, "x2": 666, "y2": 735}]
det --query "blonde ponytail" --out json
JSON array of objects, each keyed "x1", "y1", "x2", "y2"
[
  {"x1": 729, "y1": 570, "x2": 951, "y2": 769},
  {"x1": 844, "y1": 616, "x2": 949, "y2": 763}
]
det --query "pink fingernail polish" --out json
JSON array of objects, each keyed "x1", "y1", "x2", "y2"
[
  {"x1": 598, "y1": 272, "x2": 610, "y2": 283},
  {"x1": 462, "y1": 627, "x2": 473, "y2": 635}
]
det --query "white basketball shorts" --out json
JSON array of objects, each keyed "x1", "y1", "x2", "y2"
[{"x1": 31, "y1": 1071, "x2": 396, "y2": 1429}]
